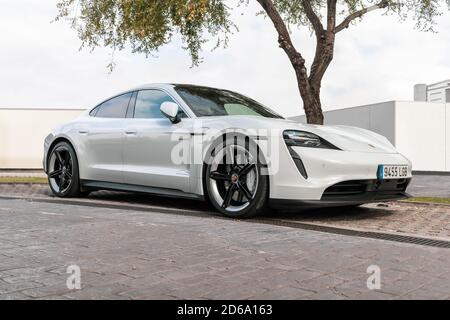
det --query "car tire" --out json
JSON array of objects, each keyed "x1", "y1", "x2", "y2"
[
  {"x1": 47, "y1": 141, "x2": 82, "y2": 198},
  {"x1": 204, "y1": 135, "x2": 269, "y2": 218}
]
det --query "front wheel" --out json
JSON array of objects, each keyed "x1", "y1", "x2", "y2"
[
  {"x1": 47, "y1": 141, "x2": 82, "y2": 198},
  {"x1": 204, "y1": 136, "x2": 269, "y2": 218}
]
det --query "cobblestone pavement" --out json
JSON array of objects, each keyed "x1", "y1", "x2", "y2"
[
  {"x1": 0, "y1": 198, "x2": 449, "y2": 300},
  {"x1": 1, "y1": 184, "x2": 450, "y2": 240}
]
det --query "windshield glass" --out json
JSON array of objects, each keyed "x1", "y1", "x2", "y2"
[{"x1": 174, "y1": 85, "x2": 283, "y2": 119}]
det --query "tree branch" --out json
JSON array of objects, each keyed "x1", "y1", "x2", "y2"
[
  {"x1": 308, "y1": 1, "x2": 337, "y2": 90},
  {"x1": 301, "y1": 0, "x2": 324, "y2": 34},
  {"x1": 257, "y1": 0, "x2": 321, "y2": 121},
  {"x1": 335, "y1": 0, "x2": 390, "y2": 33},
  {"x1": 327, "y1": 0, "x2": 337, "y2": 32},
  {"x1": 256, "y1": 0, "x2": 306, "y2": 69}
]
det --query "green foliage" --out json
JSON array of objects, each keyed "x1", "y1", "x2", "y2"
[
  {"x1": 0, "y1": 177, "x2": 48, "y2": 184},
  {"x1": 56, "y1": 0, "x2": 236, "y2": 66},
  {"x1": 56, "y1": 0, "x2": 448, "y2": 67},
  {"x1": 270, "y1": 0, "x2": 445, "y2": 32},
  {"x1": 405, "y1": 197, "x2": 450, "y2": 205}
]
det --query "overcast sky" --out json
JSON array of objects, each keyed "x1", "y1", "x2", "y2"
[{"x1": 1, "y1": 0, "x2": 449, "y2": 117}]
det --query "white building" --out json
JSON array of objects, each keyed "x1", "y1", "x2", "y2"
[
  {"x1": 414, "y1": 80, "x2": 450, "y2": 103},
  {"x1": 291, "y1": 83, "x2": 450, "y2": 173},
  {"x1": 0, "y1": 107, "x2": 85, "y2": 169}
]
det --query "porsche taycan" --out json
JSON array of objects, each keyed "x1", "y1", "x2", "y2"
[{"x1": 44, "y1": 84, "x2": 412, "y2": 218}]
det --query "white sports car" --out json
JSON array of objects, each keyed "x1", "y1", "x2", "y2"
[{"x1": 44, "y1": 84, "x2": 412, "y2": 218}]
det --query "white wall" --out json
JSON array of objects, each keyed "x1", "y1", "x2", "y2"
[
  {"x1": 395, "y1": 101, "x2": 448, "y2": 172},
  {"x1": 325, "y1": 102, "x2": 396, "y2": 145},
  {"x1": 0, "y1": 108, "x2": 85, "y2": 169},
  {"x1": 447, "y1": 104, "x2": 450, "y2": 171},
  {"x1": 290, "y1": 101, "x2": 449, "y2": 172}
]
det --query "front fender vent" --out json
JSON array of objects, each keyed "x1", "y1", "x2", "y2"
[{"x1": 287, "y1": 146, "x2": 308, "y2": 179}]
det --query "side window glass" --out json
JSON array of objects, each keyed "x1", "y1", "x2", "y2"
[
  {"x1": 134, "y1": 90, "x2": 187, "y2": 119},
  {"x1": 95, "y1": 93, "x2": 133, "y2": 118}
]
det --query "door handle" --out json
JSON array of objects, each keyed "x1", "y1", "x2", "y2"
[
  {"x1": 125, "y1": 130, "x2": 138, "y2": 135},
  {"x1": 78, "y1": 130, "x2": 89, "y2": 135},
  {"x1": 178, "y1": 135, "x2": 191, "y2": 141}
]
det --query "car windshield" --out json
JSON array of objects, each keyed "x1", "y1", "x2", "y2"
[{"x1": 174, "y1": 85, "x2": 284, "y2": 119}]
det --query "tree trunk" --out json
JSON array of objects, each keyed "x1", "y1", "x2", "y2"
[
  {"x1": 256, "y1": 0, "x2": 333, "y2": 125},
  {"x1": 292, "y1": 63, "x2": 325, "y2": 125},
  {"x1": 257, "y1": 0, "x2": 389, "y2": 125},
  {"x1": 301, "y1": 31, "x2": 335, "y2": 125},
  {"x1": 299, "y1": 85, "x2": 324, "y2": 125}
]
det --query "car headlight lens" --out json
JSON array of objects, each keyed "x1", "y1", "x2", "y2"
[{"x1": 283, "y1": 130, "x2": 340, "y2": 150}]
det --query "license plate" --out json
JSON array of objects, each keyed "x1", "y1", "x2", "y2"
[{"x1": 377, "y1": 165, "x2": 409, "y2": 180}]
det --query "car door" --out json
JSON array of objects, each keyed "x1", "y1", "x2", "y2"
[
  {"x1": 123, "y1": 89, "x2": 191, "y2": 192},
  {"x1": 77, "y1": 92, "x2": 133, "y2": 183}
]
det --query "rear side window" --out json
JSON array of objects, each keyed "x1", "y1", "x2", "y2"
[{"x1": 95, "y1": 93, "x2": 133, "y2": 118}]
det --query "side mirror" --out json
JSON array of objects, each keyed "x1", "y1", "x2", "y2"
[{"x1": 160, "y1": 102, "x2": 181, "y2": 124}]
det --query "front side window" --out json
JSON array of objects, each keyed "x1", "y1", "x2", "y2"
[
  {"x1": 174, "y1": 85, "x2": 283, "y2": 119},
  {"x1": 95, "y1": 93, "x2": 133, "y2": 118},
  {"x1": 134, "y1": 90, "x2": 187, "y2": 119}
]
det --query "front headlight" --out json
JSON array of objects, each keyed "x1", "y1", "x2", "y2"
[{"x1": 283, "y1": 130, "x2": 340, "y2": 150}]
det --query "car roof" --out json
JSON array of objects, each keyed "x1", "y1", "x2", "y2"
[
  {"x1": 132, "y1": 83, "x2": 229, "y2": 92},
  {"x1": 129, "y1": 83, "x2": 173, "y2": 91},
  {"x1": 90, "y1": 83, "x2": 224, "y2": 111}
]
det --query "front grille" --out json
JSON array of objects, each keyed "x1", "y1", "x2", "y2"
[{"x1": 322, "y1": 179, "x2": 411, "y2": 201}]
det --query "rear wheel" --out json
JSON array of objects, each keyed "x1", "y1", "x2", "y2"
[
  {"x1": 204, "y1": 136, "x2": 269, "y2": 218},
  {"x1": 47, "y1": 141, "x2": 82, "y2": 198}
]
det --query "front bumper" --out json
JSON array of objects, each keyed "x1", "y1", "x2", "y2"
[
  {"x1": 271, "y1": 178, "x2": 411, "y2": 208},
  {"x1": 268, "y1": 144, "x2": 412, "y2": 201}
]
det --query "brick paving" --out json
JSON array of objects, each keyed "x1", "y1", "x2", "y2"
[
  {"x1": 277, "y1": 202, "x2": 450, "y2": 240},
  {"x1": 0, "y1": 198, "x2": 449, "y2": 300}
]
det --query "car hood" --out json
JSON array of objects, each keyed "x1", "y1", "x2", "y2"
[
  {"x1": 196, "y1": 116, "x2": 397, "y2": 154},
  {"x1": 298, "y1": 123, "x2": 397, "y2": 153}
]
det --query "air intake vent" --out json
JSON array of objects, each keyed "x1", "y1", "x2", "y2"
[
  {"x1": 322, "y1": 179, "x2": 411, "y2": 201},
  {"x1": 323, "y1": 181, "x2": 367, "y2": 196}
]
